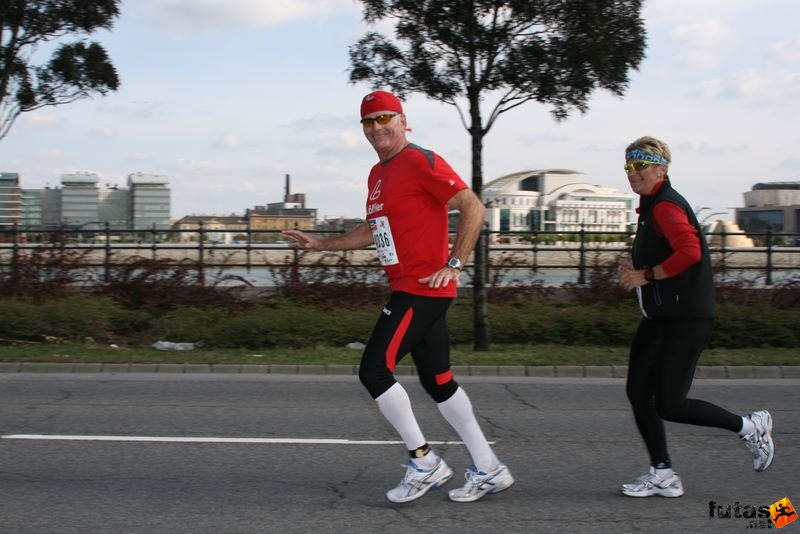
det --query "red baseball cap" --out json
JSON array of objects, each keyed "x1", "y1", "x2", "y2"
[{"x1": 360, "y1": 90, "x2": 403, "y2": 119}]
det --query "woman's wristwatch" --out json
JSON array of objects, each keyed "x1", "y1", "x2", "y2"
[{"x1": 643, "y1": 268, "x2": 655, "y2": 282}]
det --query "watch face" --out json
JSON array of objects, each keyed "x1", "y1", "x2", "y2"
[{"x1": 448, "y1": 258, "x2": 462, "y2": 269}]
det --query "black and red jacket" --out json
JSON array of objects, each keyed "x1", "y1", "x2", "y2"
[{"x1": 632, "y1": 180, "x2": 715, "y2": 319}]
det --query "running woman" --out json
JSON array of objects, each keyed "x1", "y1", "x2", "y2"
[
  {"x1": 617, "y1": 136, "x2": 775, "y2": 498},
  {"x1": 283, "y1": 90, "x2": 513, "y2": 504}
]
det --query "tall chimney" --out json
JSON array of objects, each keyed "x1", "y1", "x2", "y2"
[{"x1": 285, "y1": 174, "x2": 290, "y2": 198}]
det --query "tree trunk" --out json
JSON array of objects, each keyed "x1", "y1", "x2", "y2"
[{"x1": 469, "y1": 104, "x2": 490, "y2": 351}]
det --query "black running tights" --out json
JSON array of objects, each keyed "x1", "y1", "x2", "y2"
[{"x1": 626, "y1": 317, "x2": 743, "y2": 467}]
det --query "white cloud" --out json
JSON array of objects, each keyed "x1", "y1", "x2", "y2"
[
  {"x1": 732, "y1": 68, "x2": 770, "y2": 98},
  {"x1": 218, "y1": 134, "x2": 241, "y2": 148},
  {"x1": 135, "y1": 0, "x2": 355, "y2": 31},
  {"x1": 769, "y1": 35, "x2": 800, "y2": 63},
  {"x1": 340, "y1": 131, "x2": 362, "y2": 149},
  {"x1": 518, "y1": 132, "x2": 572, "y2": 144},
  {"x1": 22, "y1": 112, "x2": 62, "y2": 128},
  {"x1": 38, "y1": 149, "x2": 72, "y2": 163},
  {"x1": 87, "y1": 126, "x2": 116, "y2": 138},
  {"x1": 175, "y1": 158, "x2": 231, "y2": 174},
  {"x1": 682, "y1": 49, "x2": 718, "y2": 71},
  {"x1": 693, "y1": 78, "x2": 725, "y2": 98},
  {"x1": 672, "y1": 18, "x2": 731, "y2": 48},
  {"x1": 690, "y1": 68, "x2": 800, "y2": 106},
  {"x1": 730, "y1": 68, "x2": 800, "y2": 104}
]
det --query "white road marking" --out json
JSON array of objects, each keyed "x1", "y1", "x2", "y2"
[{"x1": 0, "y1": 435, "x2": 487, "y2": 445}]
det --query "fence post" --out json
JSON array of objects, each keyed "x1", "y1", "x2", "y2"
[
  {"x1": 103, "y1": 221, "x2": 111, "y2": 283},
  {"x1": 765, "y1": 229, "x2": 773, "y2": 286},
  {"x1": 531, "y1": 231, "x2": 539, "y2": 274},
  {"x1": 578, "y1": 223, "x2": 586, "y2": 285},
  {"x1": 150, "y1": 223, "x2": 158, "y2": 260},
  {"x1": 197, "y1": 221, "x2": 206, "y2": 287},
  {"x1": 245, "y1": 220, "x2": 252, "y2": 272},
  {"x1": 719, "y1": 225, "x2": 727, "y2": 273},
  {"x1": 11, "y1": 222, "x2": 19, "y2": 286}
]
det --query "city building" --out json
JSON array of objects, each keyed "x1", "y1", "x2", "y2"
[
  {"x1": 481, "y1": 169, "x2": 635, "y2": 234},
  {"x1": 128, "y1": 172, "x2": 171, "y2": 230},
  {"x1": 172, "y1": 215, "x2": 248, "y2": 243},
  {"x1": 20, "y1": 189, "x2": 43, "y2": 229},
  {"x1": 247, "y1": 174, "x2": 316, "y2": 238},
  {"x1": 316, "y1": 216, "x2": 365, "y2": 234},
  {"x1": 2, "y1": 171, "x2": 172, "y2": 231},
  {"x1": 60, "y1": 172, "x2": 101, "y2": 229},
  {"x1": 40, "y1": 187, "x2": 62, "y2": 229},
  {"x1": 735, "y1": 181, "x2": 800, "y2": 237},
  {"x1": 98, "y1": 186, "x2": 129, "y2": 229},
  {"x1": 0, "y1": 172, "x2": 21, "y2": 229}
]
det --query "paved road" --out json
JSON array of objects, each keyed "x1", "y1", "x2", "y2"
[{"x1": 1, "y1": 374, "x2": 797, "y2": 533}]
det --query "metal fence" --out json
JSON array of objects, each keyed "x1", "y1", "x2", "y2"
[{"x1": 0, "y1": 223, "x2": 798, "y2": 287}]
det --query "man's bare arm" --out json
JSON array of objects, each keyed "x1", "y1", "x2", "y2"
[
  {"x1": 282, "y1": 223, "x2": 373, "y2": 251},
  {"x1": 447, "y1": 188, "x2": 486, "y2": 265}
]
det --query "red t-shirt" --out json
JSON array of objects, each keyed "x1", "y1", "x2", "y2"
[{"x1": 365, "y1": 144, "x2": 467, "y2": 297}]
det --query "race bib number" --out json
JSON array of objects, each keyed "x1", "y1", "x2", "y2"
[{"x1": 369, "y1": 216, "x2": 399, "y2": 266}]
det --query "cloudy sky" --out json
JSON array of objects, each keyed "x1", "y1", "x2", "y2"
[{"x1": 1, "y1": 0, "x2": 798, "y2": 223}]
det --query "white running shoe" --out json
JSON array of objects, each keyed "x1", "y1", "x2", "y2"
[
  {"x1": 741, "y1": 410, "x2": 774, "y2": 472},
  {"x1": 448, "y1": 464, "x2": 515, "y2": 503},
  {"x1": 621, "y1": 467, "x2": 684, "y2": 498},
  {"x1": 385, "y1": 458, "x2": 454, "y2": 504}
]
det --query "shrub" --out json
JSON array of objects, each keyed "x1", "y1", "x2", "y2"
[
  {"x1": 712, "y1": 305, "x2": 800, "y2": 348},
  {"x1": 0, "y1": 235, "x2": 93, "y2": 301},
  {"x1": 0, "y1": 295, "x2": 138, "y2": 343},
  {"x1": 200, "y1": 301, "x2": 378, "y2": 349},
  {"x1": 94, "y1": 256, "x2": 250, "y2": 311},
  {"x1": 268, "y1": 251, "x2": 390, "y2": 307}
]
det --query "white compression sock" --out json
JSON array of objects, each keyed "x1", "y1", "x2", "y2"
[
  {"x1": 375, "y1": 382, "x2": 427, "y2": 453},
  {"x1": 740, "y1": 416, "x2": 756, "y2": 436},
  {"x1": 437, "y1": 386, "x2": 499, "y2": 473},
  {"x1": 654, "y1": 466, "x2": 674, "y2": 479}
]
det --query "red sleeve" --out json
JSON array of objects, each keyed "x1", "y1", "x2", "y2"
[
  {"x1": 652, "y1": 202, "x2": 702, "y2": 277},
  {"x1": 422, "y1": 152, "x2": 468, "y2": 204}
]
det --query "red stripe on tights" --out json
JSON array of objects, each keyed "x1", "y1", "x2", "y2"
[
  {"x1": 386, "y1": 308, "x2": 414, "y2": 372},
  {"x1": 435, "y1": 370, "x2": 453, "y2": 385}
]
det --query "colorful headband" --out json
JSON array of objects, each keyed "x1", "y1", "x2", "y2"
[{"x1": 626, "y1": 149, "x2": 669, "y2": 165}]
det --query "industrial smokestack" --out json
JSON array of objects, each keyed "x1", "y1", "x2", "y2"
[{"x1": 285, "y1": 174, "x2": 290, "y2": 197}]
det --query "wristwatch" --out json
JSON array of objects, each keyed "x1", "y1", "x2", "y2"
[
  {"x1": 446, "y1": 257, "x2": 463, "y2": 271},
  {"x1": 643, "y1": 268, "x2": 655, "y2": 282}
]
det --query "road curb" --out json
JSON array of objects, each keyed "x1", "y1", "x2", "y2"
[{"x1": 0, "y1": 362, "x2": 799, "y2": 378}]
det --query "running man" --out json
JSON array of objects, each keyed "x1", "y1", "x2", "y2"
[{"x1": 283, "y1": 90, "x2": 513, "y2": 504}]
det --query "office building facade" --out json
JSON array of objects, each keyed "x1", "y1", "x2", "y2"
[
  {"x1": 128, "y1": 173, "x2": 171, "y2": 230},
  {"x1": 735, "y1": 181, "x2": 800, "y2": 237},
  {"x1": 0, "y1": 172, "x2": 21, "y2": 229}
]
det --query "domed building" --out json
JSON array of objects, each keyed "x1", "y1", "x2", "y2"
[
  {"x1": 481, "y1": 169, "x2": 635, "y2": 233},
  {"x1": 708, "y1": 220, "x2": 754, "y2": 248}
]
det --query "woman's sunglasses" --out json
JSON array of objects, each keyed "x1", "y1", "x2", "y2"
[{"x1": 624, "y1": 160, "x2": 658, "y2": 173}]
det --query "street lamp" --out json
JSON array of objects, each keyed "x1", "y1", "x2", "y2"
[
  {"x1": 702, "y1": 212, "x2": 727, "y2": 224},
  {"x1": 694, "y1": 206, "x2": 712, "y2": 219},
  {"x1": 701, "y1": 212, "x2": 727, "y2": 233}
]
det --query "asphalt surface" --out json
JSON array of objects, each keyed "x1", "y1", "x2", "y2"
[{"x1": 0, "y1": 373, "x2": 797, "y2": 534}]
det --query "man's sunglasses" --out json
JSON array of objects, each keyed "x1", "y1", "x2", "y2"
[
  {"x1": 360, "y1": 113, "x2": 399, "y2": 127},
  {"x1": 624, "y1": 160, "x2": 658, "y2": 173}
]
